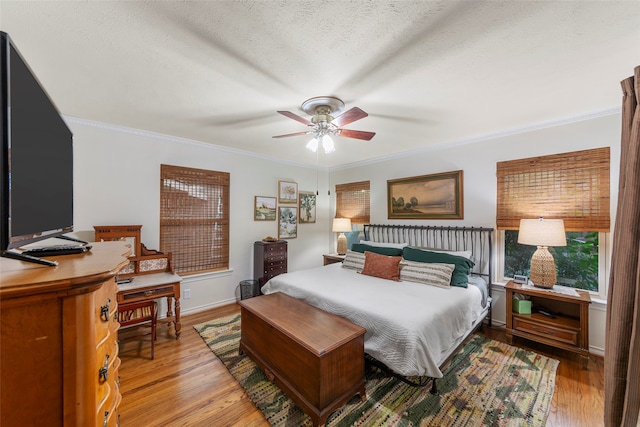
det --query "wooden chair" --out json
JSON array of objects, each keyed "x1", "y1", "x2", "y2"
[{"x1": 118, "y1": 300, "x2": 157, "y2": 360}]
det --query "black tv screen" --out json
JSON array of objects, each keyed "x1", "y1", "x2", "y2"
[{"x1": 1, "y1": 31, "x2": 74, "y2": 251}]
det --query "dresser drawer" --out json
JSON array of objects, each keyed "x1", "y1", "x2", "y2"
[
  {"x1": 120, "y1": 285, "x2": 174, "y2": 301},
  {"x1": 96, "y1": 335, "x2": 119, "y2": 405},
  {"x1": 513, "y1": 316, "x2": 578, "y2": 346},
  {"x1": 267, "y1": 246, "x2": 286, "y2": 255},
  {"x1": 266, "y1": 265, "x2": 286, "y2": 275}
]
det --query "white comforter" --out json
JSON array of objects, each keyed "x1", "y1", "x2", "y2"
[{"x1": 261, "y1": 263, "x2": 485, "y2": 378}]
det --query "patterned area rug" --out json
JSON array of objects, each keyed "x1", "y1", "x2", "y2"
[{"x1": 195, "y1": 314, "x2": 558, "y2": 426}]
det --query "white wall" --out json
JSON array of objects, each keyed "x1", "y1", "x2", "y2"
[
  {"x1": 68, "y1": 119, "x2": 333, "y2": 314},
  {"x1": 68, "y1": 111, "x2": 620, "y2": 356},
  {"x1": 329, "y1": 112, "x2": 621, "y2": 356}
]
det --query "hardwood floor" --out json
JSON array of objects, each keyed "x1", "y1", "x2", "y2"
[{"x1": 119, "y1": 302, "x2": 604, "y2": 426}]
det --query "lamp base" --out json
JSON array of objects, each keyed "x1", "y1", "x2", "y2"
[
  {"x1": 336, "y1": 233, "x2": 347, "y2": 255},
  {"x1": 529, "y1": 246, "x2": 557, "y2": 289}
]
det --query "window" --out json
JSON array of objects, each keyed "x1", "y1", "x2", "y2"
[
  {"x1": 335, "y1": 180, "x2": 370, "y2": 224},
  {"x1": 504, "y1": 230, "x2": 600, "y2": 291},
  {"x1": 160, "y1": 164, "x2": 230, "y2": 275},
  {"x1": 497, "y1": 148, "x2": 610, "y2": 294}
]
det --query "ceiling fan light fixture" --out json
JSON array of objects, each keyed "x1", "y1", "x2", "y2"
[
  {"x1": 306, "y1": 137, "x2": 319, "y2": 153},
  {"x1": 273, "y1": 96, "x2": 375, "y2": 150},
  {"x1": 322, "y1": 135, "x2": 335, "y2": 153}
]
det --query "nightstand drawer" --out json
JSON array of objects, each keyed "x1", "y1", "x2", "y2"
[{"x1": 513, "y1": 316, "x2": 578, "y2": 346}]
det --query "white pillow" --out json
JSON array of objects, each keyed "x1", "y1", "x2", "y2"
[
  {"x1": 399, "y1": 261, "x2": 455, "y2": 288},
  {"x1": 359, "y1": 239, "x2": 408, "y2": 249},
  {"x1": 409, "y1": 246, "x2": 472, "y2": 260},
  {"x1": 341, "y1": 250, "x2": 365, "y2": 272}
]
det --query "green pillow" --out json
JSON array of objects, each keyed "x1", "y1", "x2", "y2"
[
  {"x1": 402, "y1": 247, "x2": 475, "y2": 287},
  {"x1": 350, "y1": 243, "x2": 403, "y2": 257}
]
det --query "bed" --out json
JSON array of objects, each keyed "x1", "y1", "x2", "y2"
[{"x1": 261, "y1": 224, "x2": 493, "y2": 386}]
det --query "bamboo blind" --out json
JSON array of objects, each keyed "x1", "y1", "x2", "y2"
[
  {"x1": 335, "y1": 180, "x2": 370, "y2": 224},
  {"x1": 160, "y1": 164, "x2": 230, "y2": 274},
  {"x1": 496, "y1": 147, "x2": 610, "y2": 231}
]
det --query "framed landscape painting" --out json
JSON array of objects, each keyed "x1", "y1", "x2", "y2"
[
  {"x1": 254, "y1": 196, "x2": 276, "y2": 221},
  {"x1": 298, "y1": 192, "x2": 316, "y2": 224},
  {"x1": 278, "y1": 206, "x2": 298, "y2": 239},
  {"x1": 387, "y1": 170, "x2": 463, "y2": 219},
  {"x1": 278, "y1": 180, "x2": 298, "y2": 204}
]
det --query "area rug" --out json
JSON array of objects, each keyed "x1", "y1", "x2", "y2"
[{"x1": 195, "y1": 314, "x2": 558, "y2": 426}]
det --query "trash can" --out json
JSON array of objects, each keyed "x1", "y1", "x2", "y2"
[{"x1": 240, "y1": 279, "x2": 260, "y2": 300}]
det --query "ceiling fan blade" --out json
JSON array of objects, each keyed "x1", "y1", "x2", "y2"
[
  {"x1": 277, "y1": 111, "x2": 313, "y2": 126},
  {"x1": 338, "y1": 129, "x2": 376, "y2": 141},
  {"x1": 272, "y1": 131, "x2": 312, "y2": 139},
  {"x1": 332, "y1": 107, "x2": 368, "y2": 127}
]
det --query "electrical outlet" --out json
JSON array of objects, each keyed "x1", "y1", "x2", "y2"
[{"x1": 183, "y1": 288, "x2": 191, "y2": 299}]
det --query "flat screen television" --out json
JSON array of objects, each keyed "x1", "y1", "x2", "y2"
[{"x1": 1, "y1": 31, "x2": 75, "y2": 264}]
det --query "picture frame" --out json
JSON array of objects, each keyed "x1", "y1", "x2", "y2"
[
  {"x1": 278, "y1": 206, "x2": 298, "y2": 239},
  {"x1": 254, "y1": 196, "x2": 277, "y2": 221},
  {"x1": 387, "y1": 170, "x2": 463, "y2": 219},
  {"x1": 278, "y1": 180, "x2": 298, "y2": 204},
  {"x1": 298, "y1": 191, "x2": 316, "y2": 224}
]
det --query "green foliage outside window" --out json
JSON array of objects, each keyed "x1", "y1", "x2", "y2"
[{"x1": 504, "y1": 230, "x2": 599, "y2": 292}]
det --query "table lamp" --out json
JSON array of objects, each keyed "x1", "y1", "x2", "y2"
[
  {"x1": 517, "y1": 217, "x2": 566, "y2": 288},
  {"x1": 332, "y1": 218, "x2": 352, "y2": 255}
]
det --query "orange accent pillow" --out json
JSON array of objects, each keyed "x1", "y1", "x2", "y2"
[{"x1": 360, "y1": 251, "x2": 402, "y2": 281}]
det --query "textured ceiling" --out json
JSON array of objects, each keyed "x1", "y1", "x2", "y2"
[{"x1": 1, "y1": 1, "x2": 639, "y2": 168}]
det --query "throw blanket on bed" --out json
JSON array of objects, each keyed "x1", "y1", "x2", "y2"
[{"x1": 261, "y1": 264, "x2": 486, "y2": 378}]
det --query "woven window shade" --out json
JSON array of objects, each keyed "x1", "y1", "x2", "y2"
[
  {"x1": 160, "y1": 164, "x2": 230, "y2": 275},
  {"x1": 496, "y1": 147, "x2": 610, "y2": 231},
  {"x1": 335, "y1": 181, "x2": 370, "y2": 224}
]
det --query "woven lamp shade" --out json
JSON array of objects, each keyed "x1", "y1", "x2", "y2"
[{"x1": 518, "y1": 218, "x2": 566, "y2": 288}]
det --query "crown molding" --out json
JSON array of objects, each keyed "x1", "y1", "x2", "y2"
[
  {"x1": 330, "y1": 105, "x2": 621, "y2": 172},
  {"x1": 63, "y1": 105, "x2": 620, "y2": 174},
  {"x1": 62, "y1": 115, "x2": 325, "y2": 170}
]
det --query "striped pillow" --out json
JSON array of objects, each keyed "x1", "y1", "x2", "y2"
[
  {"x1": 342, "y1": 250, "x2": 365, "y2": 272},
  {"x1": 400, "y1": 261, "x2": 456, "y2": 288}
]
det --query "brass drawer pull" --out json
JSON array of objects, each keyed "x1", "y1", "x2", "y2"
[
  {"x1": 99, "y1": 354, "x2": 110, "y2": 382},
  {"x1": 144, "y1": 290, "x2": 154, "y2": 296},
  {"x1": 100, "y1": 298, "x2": 111, "y2": 321}
]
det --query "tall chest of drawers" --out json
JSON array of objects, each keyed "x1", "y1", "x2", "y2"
[
  {"x1": 254, "y1": 240, "x2": 288, "y2": 286},
  {"x1": 0, "y1": 242, "x2": 130, "y2": 426}
]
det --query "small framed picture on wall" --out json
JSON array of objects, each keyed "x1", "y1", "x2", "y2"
[
  {"x1": 278, "y1": 180, "x2": 298, "y2": 204},
  {"x1": 278, "y1": 206, "x2": 298, "y2": 239},
  {"x1": 298, "y1": 192, "x2": 316, "y2": 224},
  {"x1": 254, "y1": 196, "x2": 277, "y2": 221}
]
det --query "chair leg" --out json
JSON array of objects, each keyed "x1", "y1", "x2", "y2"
[{"x1": 150, "y1": 303, "x2": 157, "y2": 360}]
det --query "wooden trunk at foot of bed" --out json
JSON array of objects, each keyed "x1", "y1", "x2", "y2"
[{"x1": 239, "y1": 293, "x2": 366, "y2": 427}]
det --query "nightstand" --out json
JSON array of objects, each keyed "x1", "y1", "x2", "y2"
[
  {"x1": 505, "y1": 280, "x2": 591, "y2": 366},
  {"x1": 323, "y1": 254, "x2": 346, "y2": 266}
]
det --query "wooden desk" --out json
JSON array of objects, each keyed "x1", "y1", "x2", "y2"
[{"x1": 117, "y1": 272, "x2": 182, "y2": 338}]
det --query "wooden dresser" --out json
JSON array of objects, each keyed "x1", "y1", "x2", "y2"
[
  {"x1": 253, "y1": 240, "x2": 287, "y2": 286},
  {"x1": 0, "y1": 241, "x2": 130, "y2": 426}
]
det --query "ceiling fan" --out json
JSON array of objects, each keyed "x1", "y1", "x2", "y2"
[{"x1": 273, "y1": 96, "x2": 376, "y2": 153}]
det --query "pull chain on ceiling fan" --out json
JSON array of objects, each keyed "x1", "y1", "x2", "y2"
[{"x1": 273, "y1": 96, "x2": 376, "y2": 153}]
